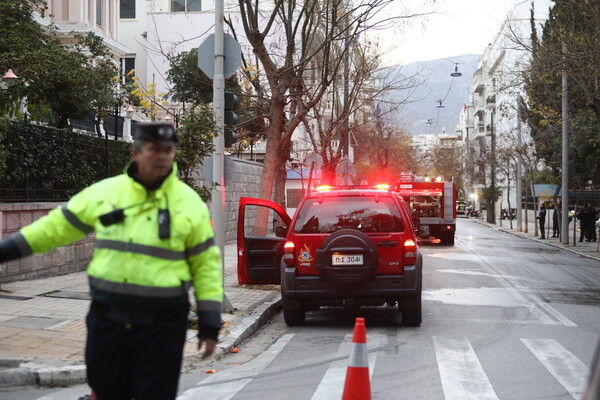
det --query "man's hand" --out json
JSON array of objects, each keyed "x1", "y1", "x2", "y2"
[{"x1": 197, "y1": 337, "x2": 217, "y2": 359}]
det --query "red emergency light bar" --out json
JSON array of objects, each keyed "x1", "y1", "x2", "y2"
[
  {"x1": 396, "y1": 189, "x2": 443, "y2": 196},
  {"x1": 313, "y1": 184, "x2": 391, "y2": 192}
]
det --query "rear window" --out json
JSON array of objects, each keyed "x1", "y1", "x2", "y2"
[{"x1": 294, "y1": 196, "x2": 405, "y2": 233}]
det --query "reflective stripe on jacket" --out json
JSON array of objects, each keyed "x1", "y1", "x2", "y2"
[{"x1": 18, "y1": 164, "x2": 223, "y2": 319}]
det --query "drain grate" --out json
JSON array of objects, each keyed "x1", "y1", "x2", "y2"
[
  {"x1": 41, "y1": 290, "x2": 91, "y2": 301},
  {"x1": 0, "y1": 294, "x2": 32, "y2": 301}
]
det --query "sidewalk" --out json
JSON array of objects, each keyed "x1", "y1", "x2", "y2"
[
  {"x1": 475, "y1": 217, "x2": 600, "y2": 262},
  {"x1": 0, "y1": 242, "x2": 281, "y2": 390}
]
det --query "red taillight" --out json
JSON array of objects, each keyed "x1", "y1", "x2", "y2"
[
  {"x1": 283, "y1": 241, "x2": 295, "y2": 267},
  {"x1": 445, "y1": 225, "x2": 452, "y2": 231},
  {"x1": 404, "y1": 239, "x2": 417, "y2": 265},
  {"x1": 284, "y1": 241, "x2": 295, "y2": 252}
]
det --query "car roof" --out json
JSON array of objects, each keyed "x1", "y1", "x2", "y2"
[{"x1": 305, "y1": 188, "x2": 397, "y2": 200}]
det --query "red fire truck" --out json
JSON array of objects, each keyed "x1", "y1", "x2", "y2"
[{"x1": 394, "y1": 173, "x2": 456, "y2": 245}]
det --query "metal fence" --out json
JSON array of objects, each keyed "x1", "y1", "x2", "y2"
[
  {"x1": 0, "y1": 121, "x2": 131, "y2": 202},
  {"x1": 523, "y1": 191, "x2": 600, "y2": 210}
]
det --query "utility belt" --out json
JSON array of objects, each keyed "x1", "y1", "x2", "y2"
[{"x1": 90, "y1": 300, "x2": 189, "y2": 326}]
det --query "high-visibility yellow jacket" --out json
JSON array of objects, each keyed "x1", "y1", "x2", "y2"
[{"x1": 12, "y1": 163, "x2": 223, "y2": 338}]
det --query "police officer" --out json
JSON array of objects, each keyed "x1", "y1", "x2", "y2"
[
  {"x1": 538, "y1": 203, "x2": 546, "y2": 239},
  {"x1": 0, "y1": 123, "x2": 223, "y2": 399},
  {"x1": 578, "y1": 202, "x2": 598, "y2": 242}
]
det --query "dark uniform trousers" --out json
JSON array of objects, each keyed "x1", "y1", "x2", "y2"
[{"x1": 86, "y1": 302, "x2": 189, "y2": 400}]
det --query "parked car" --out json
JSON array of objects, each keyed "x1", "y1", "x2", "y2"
[
  {"x1": 501, "y1": 208, "x2": 516, "y2": 220},
  {"x1": 237, "y1": 184, "x2": 423, "y2": 327}
]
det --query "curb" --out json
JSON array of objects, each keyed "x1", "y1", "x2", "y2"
[
  {"x1": 214, "y1": 292, "x2": 282, "y2": 358},
  {"x1": 475, "y1": 220, "x2": 600, "y2": 262},
  {"x1": 0, "y1": 292, "x2": 282, "y2": 390},
  {"x1": 0, "y1": 364, "x2": 87, "y2": 390}
]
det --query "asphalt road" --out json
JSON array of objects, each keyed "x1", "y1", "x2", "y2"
[{"x1": 5, "y1": 218, "x2": 600, "y2": 399}]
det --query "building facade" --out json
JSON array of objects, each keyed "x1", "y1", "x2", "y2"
[{"x1": 455, "y1": 0, "x2": 553, "y2": 216}]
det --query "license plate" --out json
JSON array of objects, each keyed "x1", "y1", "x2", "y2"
[{"x1": 332, "y1": 254, "x2": 363, "y2": 265}]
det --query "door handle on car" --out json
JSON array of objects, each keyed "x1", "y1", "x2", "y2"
[{"x1": 377, "y1": 241, "x2": 398, "y2": 247}]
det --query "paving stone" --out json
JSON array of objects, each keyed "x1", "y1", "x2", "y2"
[{"x1": 0, "y1": 316, "x2": 65, "y2": 329}]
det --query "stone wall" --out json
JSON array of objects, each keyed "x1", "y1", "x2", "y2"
[
  {"x1": 0, "y1": 158, "x2": 264, "y2": 283},
  {"x1": 224, "y1": 158, "x2": 264, "y2": 242},
  {"x1": 0, "y1": 203, "x2": 95, "y2": 284}
]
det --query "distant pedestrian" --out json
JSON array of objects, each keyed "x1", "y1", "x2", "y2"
[
  {"x1": 538, "y1": 204, "x2": 546, "y2": 239},
  {"x1": 0, "y1": 123, "x2": 223, "y2": 399},
  {"x1": 578, "y1": 202, "x2": 598, "y2": 242},
  {"x1": 552, "y1": 208, "x2": 559, "y2": 238}
]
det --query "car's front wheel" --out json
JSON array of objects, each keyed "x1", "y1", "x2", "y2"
[{"x1": 283, "y1": 306, "x2": 305, "y2": 326}]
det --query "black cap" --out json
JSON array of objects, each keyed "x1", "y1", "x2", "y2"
[{"x1": 134, "y1": 122, "x2": 177, "y2": 145}]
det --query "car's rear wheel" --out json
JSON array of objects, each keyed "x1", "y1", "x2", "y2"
[
  {"x1": 401, "y1": 296, "x2": 422, "y2": 327},
  {"x1": 440, "y1": 232, "x2": 455, "y2": 246}
]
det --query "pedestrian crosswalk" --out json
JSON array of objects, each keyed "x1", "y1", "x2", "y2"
[
  {"x1": 177, "y1": 331, "x2": 591, "y2": 400},
  {"x1": 31, "y1": 331, "x2": 592, "y2": 400},
  {"x1": 433, "y1": 336, "x2": 498, "y2": 399}
]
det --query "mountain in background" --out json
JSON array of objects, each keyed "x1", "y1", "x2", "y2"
[{"x1": 381, "y1": 54, "x2": 481, "y2": 136}]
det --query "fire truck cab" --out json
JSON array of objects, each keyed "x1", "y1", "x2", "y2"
[{"x1": 394, "y1": 173, "x2": 456, "y2": 246}]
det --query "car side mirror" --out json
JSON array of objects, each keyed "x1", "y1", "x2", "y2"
[{"x1": 275, "y1": 226, "x2": 288, "y2": 238}]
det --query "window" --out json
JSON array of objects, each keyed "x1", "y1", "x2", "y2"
[
  {"x1": 120, "y1": 58, "x2": 135, "y2": 84},
  {"x1": 294, "y1": 197, "x2": 404, "y2": 234},
  {"x1": 96, "y1": 0, "x2": 103, "y2": 26},
  {"x1": 120, "y1": 0, "x2": 135, "y2": 19},
  {"x1": 171, "y1": 0, "x2": 201, "y2": 12},
  {"x1": 286, "y1": 189, "x2": 305, "y2": 209}
]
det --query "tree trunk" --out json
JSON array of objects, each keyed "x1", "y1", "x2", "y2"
[{"x1": 254, "y1": 120, "x2": 283, "y2": 236}]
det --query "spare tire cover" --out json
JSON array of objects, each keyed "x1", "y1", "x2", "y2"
[{"x1": 316, "y1": 229, "x2": 378, "y2": 289}]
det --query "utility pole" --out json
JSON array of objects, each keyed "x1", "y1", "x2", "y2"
[
  {"x1": 212, "y1": 0, "x2": 233, "y2": 311},
  {"x1": 516, "y1": 102, "x2": 523, "y2": 232},
  {"x1": 212, "y1": 0, "x2": 225, "y2": 253},
  {"x1": 490, "y1": 109, "x2": 496, "y2": 224},
  {"x1": 561, "y1": 44, "x2": 570, "y2": 244}
]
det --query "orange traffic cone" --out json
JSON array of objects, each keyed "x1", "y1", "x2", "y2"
[{"x1": 341, "y1": 317, "x2": 371, "y2": 400}]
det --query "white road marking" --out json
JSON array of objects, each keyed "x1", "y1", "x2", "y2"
[
  {"x1": 433, "y1": 336, "x2": 498, "y2": 400},
  {"x1": 37, "y1": 386, "x2": 90, "y2": 400},
  {"x1": 311, "y1": 333, "x2": 385, "y2": 400},
  {"x1": 177, "y1": 333, "x2": 295, "y2": 400},
  {"x1": 521, "y1": 338, "x2": 590, "y2": 399},
  {"x1": 447, "y1": 245, "x2": 577, "y2": 326}
]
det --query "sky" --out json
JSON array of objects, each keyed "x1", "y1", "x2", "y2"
[{"x1": 379, "y1": 0, "x2": 519, "y2": 66}]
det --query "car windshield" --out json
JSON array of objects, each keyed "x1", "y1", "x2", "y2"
[{"x1": 294, "y1": 196, "x2": 404, "y2": 233}]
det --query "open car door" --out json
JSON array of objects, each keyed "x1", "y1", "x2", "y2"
[{"x1": 237, "y1": 197, "x2": 291, "y2": 285}]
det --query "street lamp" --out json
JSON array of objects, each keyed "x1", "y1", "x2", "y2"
[
  {"x1": 124, "y1": 104, "x2": 135, "y2": 142},
  {"x1": 164, "y1": 106, "x2": 185, "y2": 129},
  {"x1": 1, "y1": 69, "x2": 18, "y2": 88},
  {"x1": 114, "y1": 92, "x2": 131, "y2": 140},
  {"x1": 450, "y1": 64, "x2": 462, "y2": 77}
]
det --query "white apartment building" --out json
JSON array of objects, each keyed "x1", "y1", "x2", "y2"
[
  {"x1": 456, "y1": 0, "x2": 553, "y2": 214},
  {"x1": 118, "y1": 1, "x2": 368, "y2": 168},
  {"x1": 38, "y1": 1, "x2": 130, "y2": 59},
  {"x1": 117, "y1": 0, "x2": 271, "y2": 105}
]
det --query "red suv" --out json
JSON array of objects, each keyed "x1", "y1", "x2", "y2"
[{"x1": 237, "y1": 185, "x2": 423, "y2": 326}]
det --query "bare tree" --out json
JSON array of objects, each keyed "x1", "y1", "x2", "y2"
[{"x1": 226, "y1": 0, "x2": 434, "y2": 232}]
